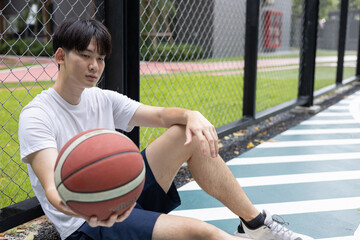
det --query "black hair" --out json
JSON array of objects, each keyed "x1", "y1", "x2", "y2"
[{"x1": 53, "y1": 18, "x2": 112, "y2": 57}]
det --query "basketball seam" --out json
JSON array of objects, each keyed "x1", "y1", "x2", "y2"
[
  {"x1": 54, "y1": 129, "x2": 130, "y2": 188},
  {"x1": 57, "y1": 163, "x2": 145, "y2": 203},
  {"x1": 57, "y1": 151, "x2": 143, "y2": 191}
]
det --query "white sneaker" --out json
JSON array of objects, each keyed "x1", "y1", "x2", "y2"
[
  {"x1": 239, "y1": 210, "x2": 314, "y2": 240},
  {"x1": 234, "y1": 222, "x2": 252, "y2": 239}
]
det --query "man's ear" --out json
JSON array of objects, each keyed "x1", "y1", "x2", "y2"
[{"x1": 54, "y1": 48, "x2": 66, "y2": 66}]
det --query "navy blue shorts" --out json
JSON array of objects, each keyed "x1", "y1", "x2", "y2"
[{"x1": 66, "y1": 149, "x2": 181, "y2": 240}]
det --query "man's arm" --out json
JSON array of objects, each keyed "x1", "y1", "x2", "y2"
[
  {"x1": 27, "y1": 148, "x2": 77, "y2": 216},
  {"x1": 27, "y1": 148, "x2": 135, "y2": 227},
  {"x1": 129, "y1": 105, "x2": 219, "y2": 157}
]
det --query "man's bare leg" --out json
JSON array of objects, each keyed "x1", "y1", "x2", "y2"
[
  {"x1": 146, "y1": 125, "x2": 259, "y2": 222},
  {"x1": 152, "y1": 214, "x2": 249, "y2": 240}
]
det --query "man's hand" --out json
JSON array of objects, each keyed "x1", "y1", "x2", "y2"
[
  {"x1": 129, "y1": 106, "x2": 219, "y2": 157},
  {"x1": 59, "y1": 201, "x2": 136, "y2": 227},
  {"x1": 87, "y1": 202, "x2": 136, "y2": 227},
  {"x1": 184, "y1": 110, "x2": 219, "y2": 158}
]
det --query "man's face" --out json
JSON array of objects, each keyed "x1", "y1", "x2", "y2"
[{"x1": 62, "y1": 38, "x2": 106, "y2": 88}]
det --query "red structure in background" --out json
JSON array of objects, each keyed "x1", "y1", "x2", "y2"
[{"x1": 264, "y1": 11, "x2": 283, "y2": 49}]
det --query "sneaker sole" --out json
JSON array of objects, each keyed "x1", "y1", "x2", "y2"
[{"x1": 234, "y1": 231, "x2": 252, "y2": 239}]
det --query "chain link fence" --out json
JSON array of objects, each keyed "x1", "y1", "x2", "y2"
[
  {"x1": 0, "y1": 0, "x2": 104, "y2": 210},
  {"x1": 256, "y1": 0, "x2": 300, "y2": 113},
  {"x1": 1, "y1": 0, "x2": 359, "y2": 215},
  {"x1": 316, "y1": 0, "x2": 341, "y2": 90},
  {"x1": 139, "y1": 0, "x2": 246, "y2": 149},
  {"x1": 317, "y1": 0, "x2": 359, "y2": 88}
]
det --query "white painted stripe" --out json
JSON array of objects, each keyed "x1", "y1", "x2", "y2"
[
  {"x1": 335, "y1": 99, "x2": 352, "y2": 104},
  {"x1": 257, "y1": 138, "x2": 360, "y2": 148},
  {"x1": 326, "y1": 106, "x2": 349, "y2": 110},
  {"x1": 227, "y1": 152, "x2": 360, "y2": 165},
  {"x1": 317, "y1": 237, "x2": 355, "y2": 240},
  {"x1": 283, "y1": 128, "x2": 360, "y2": 135},
  {"x1": 178, "y1": 170, "x2": 360, "y2": 191},
  {"x1": 315, "y1": 112, "x2": 352, "y2": 116},
  {"x1": 170, "y1": 197, "x2": 360, "y2": 221},
  {"x1": 349, "y1": 95, "x2": 360, "y2": 123},
  {"x1": 300, "y1": 119, "x2": 358, "y2": 125},
  {"x1": 354, "y1": 224, "x2": 360, "y2": 238}
]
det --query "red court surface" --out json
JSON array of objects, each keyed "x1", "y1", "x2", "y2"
[{"x1": 0, "y1": 55, "x2": 357, "y2": 83}]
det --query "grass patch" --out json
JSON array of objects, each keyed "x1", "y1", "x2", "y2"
[
  {"x1": 139, "y1": 73, "x2": 244, "y2": 149},
  {"x1": 0, "y1": 87, "x2": 46, "y2": 208}
]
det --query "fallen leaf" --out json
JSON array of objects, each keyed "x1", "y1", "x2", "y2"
[
  {"x1": 258, "y1": 131, "x2": 267, "y2": 137},
  {"x1": 24, "y1": 233, "x2": 34, "y2": 240},
  {"x1": 267, "y1": 139, "x2": 278, "y2": 142},
  {"x1": 253, "y1": 127, "x2": 259, "y2": 131},
  {"x1": 5, "y1": 228, "x2": 17, "y2": 235},
  {"x1": 234, "y1": 151, "x2": 239, "y2": 155},
  {"x1": 233, "y1": 132, "x2": 245, "y2": 137},
  {"x1": 247, "y1": 142, "x2": 255, "y2": 148},
  {"x1": 17, "y1": 225, "x2": 28, "y2": 230}
]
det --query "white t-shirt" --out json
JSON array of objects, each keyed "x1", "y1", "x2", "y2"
[{"x1": 18, "y1": 87, "x2": 142, "y2": 240}]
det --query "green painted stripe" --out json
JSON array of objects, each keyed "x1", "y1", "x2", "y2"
[
  {"x1": 228, "y1": 159, "x2": 360, "y2": 178},
  {"x1": 274, "y1": 133, "x2": 360, "y2": 141},
  {"x1": 206, "y1": 209, "x2": 360, "y2": 239},
  {"x1": 310, "y1": 115, "x2": 354, "y2": 120},
  {"x1": 293, "y1": 123, "x2": 360, "y2": 129},
  {"x1": 176, "y1": 179, "x2": 360, "y2": 210},
  {"x1": 238, "y1": 144, "x2": 360, "y2": 158}
]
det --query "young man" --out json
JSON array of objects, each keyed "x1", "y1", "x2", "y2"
[{"x1": 19, "y1": 19, "x2": 313, "y2": 240}]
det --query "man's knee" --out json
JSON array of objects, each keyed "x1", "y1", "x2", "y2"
[{"x1": 167, "y1": 124, "x2": 186, "y2": 139}]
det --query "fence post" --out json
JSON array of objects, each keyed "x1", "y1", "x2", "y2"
[
  {"x1": 298, "y1": 0, "x2": 319, "y2": 107},
  {"x1": 356, "y1": 9, "x2": 360, "y2": 77},
  {"x1": 243, "y1": 0, "x2": 260, "y2": 119},
  {"x1": 336, "y1": 0, "x2": 349, "y2": 85},
  {"x1": 104, "y1": 0, "x2": 140, "y2": 146}
]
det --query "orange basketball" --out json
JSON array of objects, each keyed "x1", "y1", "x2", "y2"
[{"x1": 54, "y1": 129, "x2": 145, "y2": 220}]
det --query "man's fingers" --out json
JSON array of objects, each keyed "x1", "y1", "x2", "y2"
[
  {"x1": 212, "y1": 126, "x2": 219, "y2": 156},
  {"x1": 117, "y1": 202, "x2": 136, "y2": 222},
  {"x1": 184, "y1": 127, "x2": 193, "y2": 146},
  {"x1": 203, "y1": 128, "x2": 218, "y2": 158},
  {"x1": 86, "y1": 202, "x2": 136, "y2": 228},
  {"x1": 88, "y1": 216, "x2": 99, "y2": 228},
  {"x1": 88, "y1": 213, "x2": 117, "y2": 227}
]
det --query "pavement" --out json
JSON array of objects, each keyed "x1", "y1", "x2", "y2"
[{"x1": 170, "y1": 90, "x2": 360, "y2": 239}]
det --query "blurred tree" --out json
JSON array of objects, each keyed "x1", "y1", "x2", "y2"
[
  {"x1": 292, "y1": 0, "x2": 338, "y2": 20},
  {"x1": 349, "y1": 0, "x2": 360, "y2": 9}
]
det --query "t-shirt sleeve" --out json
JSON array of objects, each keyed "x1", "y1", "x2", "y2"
[
  {"x1": 103, "y1": 89, "x2": 142, "y2": 132},
  {"x1": 18, "y1": 107, "x2": 57, "y2": 163}
]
